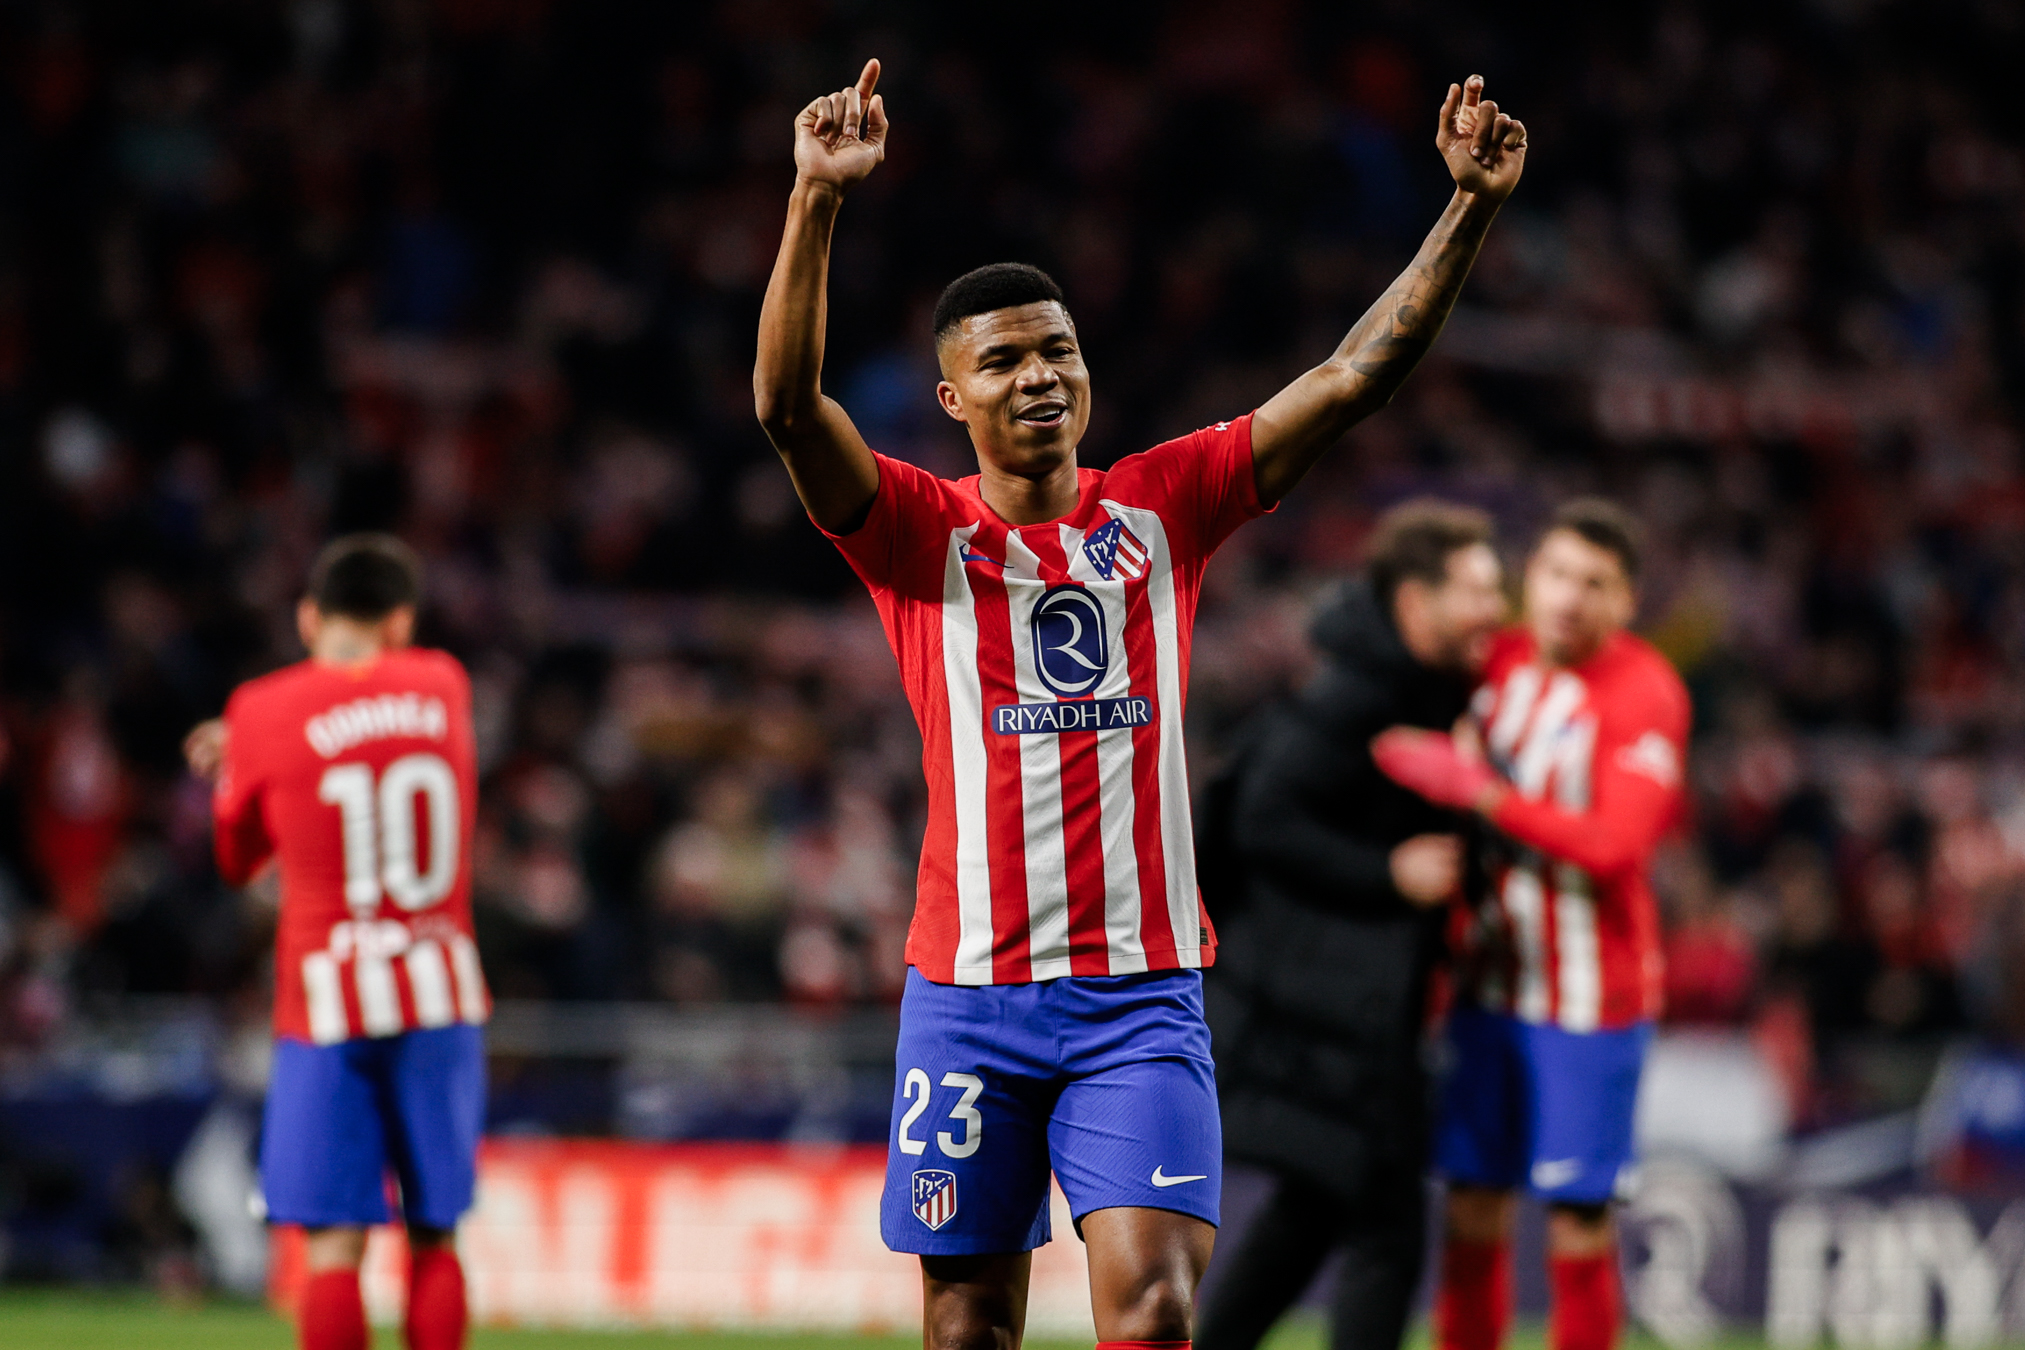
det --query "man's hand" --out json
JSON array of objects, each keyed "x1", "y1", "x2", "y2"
[
  {"x1": 1436, "y1": 75, "x2": 1526, "y2": 202},
  {"x1": 1371, "y1": 726, "x2": 1506, "y2": 815},
  {"x1": 184, "y1": 718, "x2": 228, "y2": 783},
  {"x1": 794, "y1": 59, "x2": 888, "y2": 196},
  {"x1": 1390, "y1": 833, "x2": 1463, "y2": 907}
]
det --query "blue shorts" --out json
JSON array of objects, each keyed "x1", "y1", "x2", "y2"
[
  {"x1": 881, "y1": 968, "x2": 1221, "y2": 1255},
  {"x1": 261, "y1": 1024, "x2": 486, "y2": 1230},
  {"x1": 1434, "y1": 1003, "x2": 1652, "y2": 1205}
]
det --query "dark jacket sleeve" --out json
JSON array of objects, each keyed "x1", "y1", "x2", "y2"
[
  {"x1": 1231, "y1": 715, "x2": 1401, "y2": 907},
  {"x1": 1228, "y1": 666, "x2": 1460, "y2": 916}
]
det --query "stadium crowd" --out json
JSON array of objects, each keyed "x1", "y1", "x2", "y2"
[{"x1": 0, "y1": 0, "x2": 2019, "y2": 1128}]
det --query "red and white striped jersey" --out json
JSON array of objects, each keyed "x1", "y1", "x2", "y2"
[
  {"x1": 823, "y1": 416, "x2": 1269, "y2": 985},
  {"x1": 1462, "y1": 628, "x2": 1690, "y2": 1031},
  {"x1": 213, "y1": 648, "x2": 489, "y2": 1044}
]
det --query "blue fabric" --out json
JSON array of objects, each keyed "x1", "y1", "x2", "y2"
[
  {"x1": 1434, "y1": 1003, "x2": 1653, "y2": 1204},
  {"x1": 261, "y1": 1024, "x2": 486, "y2": 1229},
  {"x1": 880, "y1": 968, "x2": 1221, "y2": 1255}
]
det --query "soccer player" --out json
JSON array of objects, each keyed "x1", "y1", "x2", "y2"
[
  {"x1": 1371, "y1": 501, "x2": 1691, "y2": 1350},
  {"x1": 183, "y1": 535, "x2": 487, "y2": 1350},
  {"x1": 755, "y1": 59, "x2": 1526, "y2": 1350}
]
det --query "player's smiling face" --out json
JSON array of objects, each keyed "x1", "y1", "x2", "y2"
[{"x1": 935, "y1": 301, "x2": 1091, "y2": 478}]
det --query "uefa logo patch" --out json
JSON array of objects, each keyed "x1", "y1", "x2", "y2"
[
  {"x1": 1031, "y1": 585, "x2": 1108, "y2": 697},
  {"x1": 912, "y1": 1169, "x2": 958, "y2": 1230}
]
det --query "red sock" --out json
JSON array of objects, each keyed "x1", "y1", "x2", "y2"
[
  {"x1": 1096, "y1": 1342, "x2": 1191, "y2": 1350},
  {"x1": 1436, "y1": 1239, "x2": 1512, "y2": 1350},
  {"x1": 407, "y1": 1246, "x2": 469, "y2": 1350},
  {"x1": 1549, "y1": 1252, "x2": 1620, "y2": 1350},
  {"x1": 299, "y1": 1268, "x2": 367, "y2": 1350}
]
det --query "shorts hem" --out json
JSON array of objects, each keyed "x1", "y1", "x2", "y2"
[
  {"x1": 262, "y1": 1206, "x2": 392, "y2": 1229},
  {"x1": 881, "y1": 1229, "x2": 1052, "y2": 1256},
  {"x1": 1067, "y1": 1197, "x2": 1219, "y2": 1230}
]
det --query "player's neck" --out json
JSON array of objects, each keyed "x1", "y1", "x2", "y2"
[
  {"x1": 310, "y1": 625, "x2": 395, "y2": 667},
  {"x1": 1535, "y1": 628, "x2": 1614, "y2": 669},
  {"x1": 977, "y1": 453, "x2": 1081, "y2": 526}
]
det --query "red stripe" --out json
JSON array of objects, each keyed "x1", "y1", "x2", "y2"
[
  {"x1": 966, "y1": 525, "x2": 1032, "y2": 983},
  {"x1": 1119, "y1": 546, "x2": 1173, "y2": 959},
  {"x1": 1028, "y1": 530, "x2": 1111, "y2": 974}
]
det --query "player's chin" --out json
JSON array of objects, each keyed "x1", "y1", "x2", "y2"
[{"x1": 997, "y1": 422, "x2": 1078, "y2": 468}]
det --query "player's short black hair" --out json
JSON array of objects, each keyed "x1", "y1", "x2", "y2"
[
  {"x1": 931, "y1": 263, "x2": 1067, "y2": 342},
  {"x1": 1366, "y1": 499, "x2": 1496, "y2": 609},
  {"x1": 1544, "y1": 497, "x2": 1643, "y2": 583},
  {"x1": 308, "y1": 533, "x2": 423, "y2": 620}
]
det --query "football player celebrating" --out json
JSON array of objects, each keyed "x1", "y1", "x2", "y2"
[
  {"x1": 755, "y1": 59, "x2": 1525, "y2": 1350},
  {"x1": 184, "y1": 535, "x2": 487, "y2": 1350},
  {"x1": 1373, "y1": 501, "x2": 1690, "y2": 1350}
]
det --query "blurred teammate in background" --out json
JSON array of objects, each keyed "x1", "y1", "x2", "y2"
[
  {"x1": 756, "y1": 58, "x2": 1525, "y2": 1350},
  {"x1": 1373, "y1": 501, "x2": 1689, "y2": 1350},
  {"x1": 1197, "y1": 502, "x2": 1505, "y2": 1350},
  {"x1": 185, "y1": 535, "x2": 487, "y2": 1350}
]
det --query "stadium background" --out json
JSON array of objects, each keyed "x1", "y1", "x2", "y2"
[{"x1": 0, "y1": 0, "x2": 2020, "y2": 1344}]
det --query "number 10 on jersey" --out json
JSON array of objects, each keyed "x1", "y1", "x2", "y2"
[{"x1": 318, "y1": 752, "x2": 461, "y2": 914}]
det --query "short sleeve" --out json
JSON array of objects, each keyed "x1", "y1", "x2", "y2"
[
  {"x1": 1110, "y1": 413, "x2": 1271, "y2": 562},
  {"x1": 812, "y1": 452, "x2": 958, "y2": 591}
]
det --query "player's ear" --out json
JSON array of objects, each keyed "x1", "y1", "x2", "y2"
[
  {"x1": 296, "y1": 599, "x2": 321, "y2": 654},
  {"x1": 384, "y1": 606, "x2": 417, "y2": 649},
  {"x1": 935, "y1": 380, "x2": 967, "y2": 423}
]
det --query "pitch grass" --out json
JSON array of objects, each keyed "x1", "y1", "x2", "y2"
[{"x1": 0, "y1": 1288, "x2": 1775, "y2": 1350}]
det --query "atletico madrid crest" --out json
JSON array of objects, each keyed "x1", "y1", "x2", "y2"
[
  {"x1": 1082, "y1": 518, "x2": 1149, "y2": 580},
  {"x1": 912, "y1": 1169, "x2": 958, "y2": 1230}
]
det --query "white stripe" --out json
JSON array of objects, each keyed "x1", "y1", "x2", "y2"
[
  {"x1": 354, "y1": 951, "x2": 403, "y2": 1037},
  {"x1": 1553, "y1": 717, "x2": 1596, "y2": 809},
  {"x1": 302, "y1": 952, "x2": 350, "y2": 1044},
  {"x1": 405, "y1": 939, "x2": 455, "y2": 1028},
  {"x1": 1512, "y1": 672, "x2": 1587, "y2": 797},
  {"x1": 448, "y1": 933, "x2": 489, "y2": 1023},
  {"x1": 1106, "y1": 500, "x2": 1199, "y2": 965},
  {"x1": 1487, "y1": 664, "x2": 1544, "y2": 760},
  {"x1": 1554, "y1": 868, "x2": 1601, "y2": 1031},
  {"x1": 1503, "y1": 867, "x2": 1551, "y2": 1023},
  {"x1": 942, "y1": 525, "x2": 997, "y2": 984},
  {"x1": 1002, "y1": 531, "x2": 1072, "y2": 980},
  {"x1": 1065, "y1": 525, "x2": 1147, "y2": 973}
]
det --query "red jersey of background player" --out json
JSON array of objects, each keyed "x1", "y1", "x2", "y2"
[
  {"x1": 1459, "y1": 626, "x2": 1690, "y2": 1031},
  {"x1": 214, "y1": 648, "x2": 488, "y2": 1044},
  {"x1": 821, "y1": 415, "x2": 1267, "y2": 986}
]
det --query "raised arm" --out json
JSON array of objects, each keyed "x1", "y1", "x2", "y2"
[
  {"x1": 1250, "y1": 75, "x2": 1528, "y2": 505},
  {"x1": 754, "y1": 60, "x2": 889, "y2": 534}
]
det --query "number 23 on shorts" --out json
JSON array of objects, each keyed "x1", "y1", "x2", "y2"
[{"x1": 897, "y1": 1069, "x2": 983, "y2": 1159}]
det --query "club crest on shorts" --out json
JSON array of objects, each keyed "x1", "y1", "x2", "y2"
[{"x1": 912, "y1": 1168, "x2": 958, "y2": 1230}]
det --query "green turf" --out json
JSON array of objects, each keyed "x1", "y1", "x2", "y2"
[{"x1": 0, "y1": 1288, "x2": 1785, "y2": 1350}]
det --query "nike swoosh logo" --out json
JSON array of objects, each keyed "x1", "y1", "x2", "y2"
[{"x1": 1151, "y1": 1167, "x2": 1209, "y2": 1188}]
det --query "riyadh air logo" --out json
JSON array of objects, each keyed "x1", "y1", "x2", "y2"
[
  {"x1": 912, "y1": 1169, "x2": 958, "y2": 1230},
  {"x1": 1031, "y1": 585, "x2": 1108, "y2": 697}
]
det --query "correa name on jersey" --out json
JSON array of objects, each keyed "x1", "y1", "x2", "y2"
[{"x1": 304, "y1": 692, "x2": 449, "y2": 758}]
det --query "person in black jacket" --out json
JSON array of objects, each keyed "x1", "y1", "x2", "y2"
[{"x1": 1197, "y1": 501, "x2": 1507, "y2": 1350}]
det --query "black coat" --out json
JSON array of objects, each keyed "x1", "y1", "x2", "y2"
[{"x1": 1203, "y1": 579, "x2": 1474, "y2": 1198}]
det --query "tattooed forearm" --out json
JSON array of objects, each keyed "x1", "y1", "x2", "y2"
[
  {"x1": 1249, "y1": 189, "x2": 1503, "y2": 504},
  {"x1": 1333, "y1": 193, "x2": 1494, "y2": 401}
]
